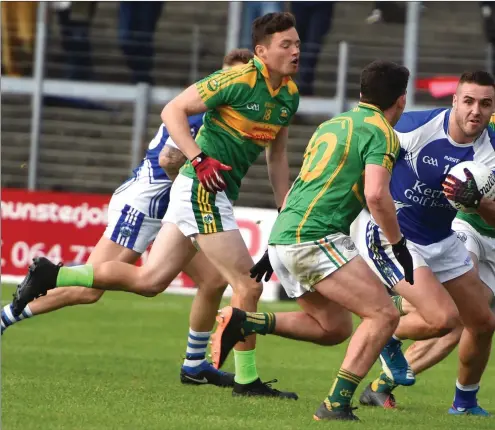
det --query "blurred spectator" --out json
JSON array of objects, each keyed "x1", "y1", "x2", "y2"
[
  {"x1": 240, "y1": 1, "x2": 283, "y2": 49},
  {"x1": 53, "y1": 1, "x2": 96, "y2": 81},
  {"x1": 365, "y1": 1, "x2": 406, "y2": 25},
  {"x1": 1, "y1": 1, "x2": 37, "y2": 76},
  {"x1": 291, "y1": 1, "x2": 334, "y2": 96},
  {"x1": 118, "y1": 1, "x2": 165, "y2": 85}
]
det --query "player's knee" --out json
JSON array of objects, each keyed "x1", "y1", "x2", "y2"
[
  {"x1": 471, "y1": 311, "x2": 495, "y2": 335},
  {"x1": 429, "y1": 311, "x2": 461, "y2": 337},
  {"x1": 318, "y1": 321, "x2": 353, "y2": 346},
  {"x1": 198, "y1": 273, "x2": 228, "y2": 293},
  {"x1": 136, "y1": 271, "x2": 168, "y2": 297},
  {"x1": 378, "y1": 304, "x2": 401, "y2": 333},
  {"x1": 234, "y1": 280, "x2": 263, "y2": 303}
]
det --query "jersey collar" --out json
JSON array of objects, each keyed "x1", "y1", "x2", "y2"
[
  {"x1": 358, "y1": 102, "x2": 384, "y2": 115},
  {"x1": 253, "y1": 55, "x2": 290, "y2": 97}
]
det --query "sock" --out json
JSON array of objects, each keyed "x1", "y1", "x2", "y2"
[
  {"x1": 1, "y1": 304, "x2": 33, "y2": 334},
  {"x1": 242, "y1": 312, "x2": 276, "y2": 335},
  {"x1": 325, "y1": 368, "x2": 363, "y2": 411},
  {"x1": 371, "y1": 372, "x2": 397, "y2": 394},
  {"x1": 182, "y1": 328, "x2": 210, "y2": 369},
  {"x1": 453, "y1": 380, "x2": 479, "y2": 409},
  {"x1": 56, "y1": 265, "x2": 94, "y2": 287},
  {"x1": 391, "y1": 295, "x2": 407, "y2": 316},
  {"x1": 234, "y1": 349, "x2": 259, "y2": 385}
]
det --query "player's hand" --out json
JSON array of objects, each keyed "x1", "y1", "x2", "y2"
[
  {"x1": 442, "y1": 168, "x2": 482, "y2": 209},
  {"x1": 392, "y1": 236, "x2": 414, "y2": 285},
  {"x1": 191, "y1": 152, "x2": 232, "y2": 194},
  {"x1": 250, "y1": 249, "x2": 273, "y2": 283}
]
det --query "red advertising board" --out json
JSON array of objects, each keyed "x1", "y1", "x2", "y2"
[{"x1": 1, "y1": 189, "x2": 280, "y2": 300}]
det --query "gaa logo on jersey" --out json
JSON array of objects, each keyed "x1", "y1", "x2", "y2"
[
  {"x1": 203, "y1": 213, "x2": 214, "y2": 225},
  {"x1": 456, "y1": 232, "x2": 468, "y2": 243},
  {"x1": 278, "y1": 107, "x2": 290, "y2": 123},
  {"x1": 120, "y1": 223, "x2": 134, "y2": 238},
  {"x1": 207, "y1": 79, "x2": 219, "y2": 92}
]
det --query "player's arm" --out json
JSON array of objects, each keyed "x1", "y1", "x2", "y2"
[
  {"x1": 161, "y1": 85, "x2": 207, "y2": 160},
  {"x1": 266, "y1": 126, "x2": 290, "y2": 209},
  {"x1": 363, "y1": 130, "x2": 414, "y2": 284},
  {"x1": 364, "y1": 165, "x2": 402, "y2": 244},
  {"x1": 159, "y1": 145, "x2": 187, "y2": 181},
  {"x1": 477, "y1": 197, "x2": 495, "y2": 227},
  {"x1": 161, "y1": 83, "x2": 231, "y2": 193}
]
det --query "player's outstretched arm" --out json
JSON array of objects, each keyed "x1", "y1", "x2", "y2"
[
  {"x1": 266, "y1": 126, "x2": 290, "y2": 208},
  {"x1": 365, "y1": 164, "x2": 414, "y2": 284}
]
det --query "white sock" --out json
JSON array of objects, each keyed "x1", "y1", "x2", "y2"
[
  {"x1": 456, "y1": 380, "x2": 479, "y2": 391},
  {"x1": 392, "y1": 334, "x2": 401, "y2": 341},
  {"x1": 183, "y1": 328, "x2": 210, "y2": 368},
  {"x1": 1, "y1": 303, "x2": 33, "y2": 331}
]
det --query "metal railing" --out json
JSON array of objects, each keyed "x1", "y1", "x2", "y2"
[{"x1": 2, "y1": 1, "x2": 491, "y2": 192}]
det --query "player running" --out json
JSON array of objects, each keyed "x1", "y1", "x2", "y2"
[
  {"x1": 211, "y1": 60, "x2": 414, "y2": 421},
  {"x1": 360, "y1": 210, "x2": 495, "y2": 412},
  {"x1": 353, "y1": 71, "x2": 495, "y2": 416},
  {"x1": 4, "y1": 49, "x2": 255, "y2": 388},
  {"x1": 13, "y1": 13, "x2": 301, "y2": 399}
]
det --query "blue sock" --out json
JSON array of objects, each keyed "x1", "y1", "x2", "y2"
[
  {"x1": 1, "y1": 304, "x2": 32, "y2": 334},
  {"x1": 182, "y1": 328, "x2": 210, "y2": 371},
  {"x1": 453, "y1": 380, "x2": 479, "y2": 409}
]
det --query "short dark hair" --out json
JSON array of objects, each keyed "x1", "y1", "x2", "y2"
[
  {"x1": 360, "y1": 60, "x2": 410, "y2": 111},
  {"x1": 251, "y1": 12, "x2": 296, "y2": 50},
  {"x1": 458, "y1": 71, "x2": 495, "y2": 88},
  {"x1": 223, "y1": 48, "x2": 254, "y2": 67}
]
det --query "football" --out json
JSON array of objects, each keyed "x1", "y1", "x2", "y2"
[{"x1": 446, "y1": 161, "x2": 495, "y2": 213}]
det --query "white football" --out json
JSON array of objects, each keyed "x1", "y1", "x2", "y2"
[{"x1": 446, "y1": 161, "x2": 495, "y2": 213}]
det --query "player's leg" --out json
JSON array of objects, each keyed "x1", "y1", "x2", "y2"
[
  {"x1": 214, "y1": 234, "x2": 399, "y2": 420},
  {"x1": 444, "y1": 268, "x2": 495, "y2": 416},
  {"x1": 196, "y1": 229, "x2": 298, "y2": 398},
  {"x1": 4, "y1": 202, "x2": 162, "y2": 329},
  {"x1": 178, "y1": 249, "x2": 235, "y2": 387},
  {"x1": 2, "y1": 237, "x2": 141, "y2": 333},
  {"x1": 12, "y1": 221, "x2": 197, "y2": 316}
]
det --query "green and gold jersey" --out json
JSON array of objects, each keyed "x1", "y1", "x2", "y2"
[
  {"x1": 456, "y1": 212, "x2": 495, "y2": 238},
  {"x1": 180, "y1": 56, "x2": 299, "y2": 200},
  {"x1": 269, "y1": 103, "x2": 400, "y2": 245}
]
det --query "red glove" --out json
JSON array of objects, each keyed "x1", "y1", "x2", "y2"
[{"x1": 191, "y1": 152, "x2": 232, "y2": 194}]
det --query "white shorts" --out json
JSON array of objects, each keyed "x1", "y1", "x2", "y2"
[
  {"x1": 162, "y1": 173, "x2": 238, "y2": 236},
  {"x1": 350, "y1": 210, "x2": 473, "y2": 288},
  {"x1": 103, "y1": 195, "x2": 162, "y2": 254},
  {"x1": 452, "y1": 218, "x2": 495, "y2": 295},
  {"x1": 268, "y1": 233, "x2": 359, "y2": 298}
]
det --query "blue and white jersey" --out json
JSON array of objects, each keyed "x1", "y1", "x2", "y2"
[
  {"x1": 113, "y1": 113, "x2": 204, "y2": 219},
  {"x1": 391, "y1": 108, "x2": 495, "y2": 245}
]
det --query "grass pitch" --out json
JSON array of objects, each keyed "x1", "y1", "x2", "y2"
[{"x1": 1, "y1": 284, "x2": 493, "y2": 429}]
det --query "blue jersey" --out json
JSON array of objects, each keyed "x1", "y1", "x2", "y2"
[
  {"x1": 113, "y1": 113, "x2": 204, "y2": 219},
  {"x1": 391, "y1": 108, "x2": 495, "y2": 245}
]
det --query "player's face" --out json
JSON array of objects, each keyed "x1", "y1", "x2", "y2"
[
  {"x1": 390, "y1": 94, "x2": 407, "y2": 126},
  {"x1": 257, "y1": 28, "x2": 300, "y2": 77},
  {"x1": 453, "y1": 83, "x2": 495, "y2": 138}
]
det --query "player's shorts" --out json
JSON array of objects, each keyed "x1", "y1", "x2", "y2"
[
  {"x1": 162, "y1": 173, "x2": 238, "y2": 236},
  {"x1": 103, "y1": 195, "x2": 162, "y2": 254},
  {"x1": 268, "y1": 233, "x2": 359, "y2": 298},
  {"x1": 452, "y1": 218, "x2": 495, "y2": 295},
  {"x1": 350, "y1": 210, "x2": 473, "y2": 289}
]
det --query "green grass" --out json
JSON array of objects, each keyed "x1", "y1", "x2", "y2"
[{"x1": 1, "y1": 284, "x2": 494, "y2": 429}]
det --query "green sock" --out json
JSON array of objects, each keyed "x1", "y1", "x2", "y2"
[
  {"x1": 233, "y1": 349, "x2": 259, "y2": 385},
  {"x1": 391, "y1": 295, "x2": 407, "y2": 316},
  {"x1": 371, "y1": 372, "x2": 397, "y2": 394},
  {"x1": 325, "y1": 368, "x2": 363, "y2": 411},
  {"x1": 56, "y1": 265, "x2": 94, "y2": 288},
  {"x1": 242, "y1": 312, "x2": 276, "y2": 335}
]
